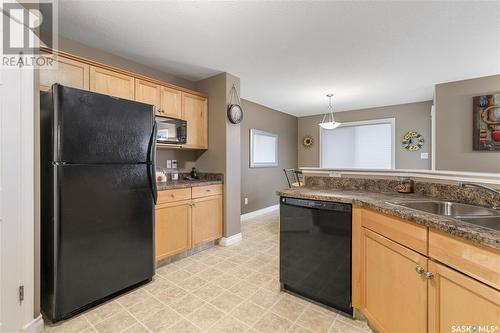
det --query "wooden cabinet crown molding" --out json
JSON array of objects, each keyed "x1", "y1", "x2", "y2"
[{"x1": 40, "y1": 47, "x2": 207, "y2": 99}]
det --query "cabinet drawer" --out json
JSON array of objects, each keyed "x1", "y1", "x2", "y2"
[
  {"x1": 157, "y1": 188, "x2": 192, "y2": 204},
  {"x1": 429, "y1": 230, "x2": 500, "y2": 290},
  {"x1": 192, "y1": 184, "x2": 222, "y2": 199},
  {"x1": 361, "y1": 208, "x2": 428, "y2": 255}
]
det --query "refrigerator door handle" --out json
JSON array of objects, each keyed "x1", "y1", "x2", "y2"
[{"x1": 147, "y1": 121, "x2": 158, "y2": 204}]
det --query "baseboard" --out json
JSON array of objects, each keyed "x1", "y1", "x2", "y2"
[
  {"x1": 22, "y1": 315, "x2": 44, "y2": 333},
  {"x1": 240, "y1": 204, "x2": 279, "y2": 221},
  {"x1": 218, "y1": 233, "x2": 242, "y2": 247}
]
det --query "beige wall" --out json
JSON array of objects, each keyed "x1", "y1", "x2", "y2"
[
  {"x1": 435, "y1": 74, "x2": 500, "y2": 173},
  {"x1": 298, "y1": 101, "x2": 433, "y2": 169},
  {"x1": 57, "y1": 35, "x2": 196, "y2": 90},
  {"x1": 240, "y1": 99, "x2": 298, "y2": 214},
  {"x1": 195, "y1": 73, "x2": 241, "y2": 237}
]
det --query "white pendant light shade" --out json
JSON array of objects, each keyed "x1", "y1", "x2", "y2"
[
  {"x1": 319, "y1": 94, "x2": 341, "y2": 130},
  {"x1": 319, "y1": 121, "x2": 341, "y2": 130}
]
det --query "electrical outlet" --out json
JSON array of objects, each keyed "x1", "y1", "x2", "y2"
[
  {"x1": 244, "y1": 198, "x2": 248, "y2": 205},
  {"x1": 166, "y1": 160, "x2": 172, "y2": 168},
  {"x1": 420, "y1": 153, "x2": 429, "y2": 160}
]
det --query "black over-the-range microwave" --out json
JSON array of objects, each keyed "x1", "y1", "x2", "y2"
[{"x1": 156, "y1": 116, "x2": 187, "y2": 144}]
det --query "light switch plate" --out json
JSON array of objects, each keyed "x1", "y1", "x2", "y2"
[
  {"x1": 420, "y1": 153, "x2": 429, "y2": 160},
  {"x1": 244, "y1": 198, "x2": 248, "y2": 205},
  {"x1": 166, "y1": 160, "x2": 172, "y2": 168}
]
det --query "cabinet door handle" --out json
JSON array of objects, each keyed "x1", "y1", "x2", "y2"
[
  {"x1": 415, "y1": 266, "x2": 425, "y2": 275},
  {"x1": 424, "y1": 272, "x2": 434, "y2": 280}
]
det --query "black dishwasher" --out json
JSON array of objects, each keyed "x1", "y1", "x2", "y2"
[{"x1": 280, "y1": 197, "x2": 352, "y2": 315}]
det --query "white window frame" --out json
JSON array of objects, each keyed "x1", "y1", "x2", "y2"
[
  {"x1": 319, "y1": 118, "x2": 396, "y2": 169},
  {"x1": 249, "y1": 129, "x2": 279, "y2": 168}
]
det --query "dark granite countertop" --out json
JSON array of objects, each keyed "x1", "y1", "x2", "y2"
[
  {"x1": 158, "y1": 179, "x2": 223, "y2": 191},
  {"x1": 277, "y1": 187, "x2": 500, "y2": 250}
]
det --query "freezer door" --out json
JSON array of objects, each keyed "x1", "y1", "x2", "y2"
[
  {"x1": 53, "y1": 84, "x2": 154, "y2": 164},
  {"x1": 52, "y1": 164, "x2": 154, "y2": 319}
]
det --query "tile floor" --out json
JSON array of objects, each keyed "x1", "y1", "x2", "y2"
[{"x1": 44, "y1": 212, "x2": 373, "y2": 333}]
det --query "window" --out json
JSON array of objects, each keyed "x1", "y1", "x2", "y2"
[
  {"x1": 320, "y1": 118, "x2": 395, "y2": 169},
  {"x1": 250, "y1": 129, "x2": 279, "y2": 168}
]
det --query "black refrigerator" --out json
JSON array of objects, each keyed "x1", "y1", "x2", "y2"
[{"x1": 40, "y1": 84, "x2": 157, "y2": 322}]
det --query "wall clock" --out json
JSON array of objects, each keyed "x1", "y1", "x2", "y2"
[
  {"x1": 227, "y1": 104, "x2": 243, "y2": 124},
  {"x1": 227, "y1": 83, "x2": 243, "y2": 124},
  {"x1": 402, "y1": 131, "x2": 424, "y2": 151},
  {"x1": 302, "y1": 135, "x2": 314, "y2": 148}
]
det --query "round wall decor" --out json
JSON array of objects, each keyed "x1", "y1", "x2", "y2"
[
  {"x1": 227, "y1": 104, "x2": 243, "y2": 124},
  {"x1": 402, "y1": 131, "x2": 424, "y2": 151},
  {"x1": 302, "y1": 135, "x2": 314, "y2": 148}
]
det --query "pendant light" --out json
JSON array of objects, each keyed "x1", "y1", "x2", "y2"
[{"x1": 319, "y1": 94, "x2": 341, "y2": 129}]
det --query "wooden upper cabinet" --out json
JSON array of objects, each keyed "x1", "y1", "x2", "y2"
[
  {"x1": 182, "y1": 92, "x2": 208, "y2": 149},
  {"x1": 135, "y1": 79, "x2": 160, "y2": 113},
  {"x1": 361, "y1": 228, "x2": 428, "y2": 333},
  {"x1": 428, "y1": 261, "x2": 500, "y2": 333},
  {"x1": 39, "y1": 53, "x2": 89, "y2": 91},
  {"x1": 89, "y1": 66, "x2": 135, "y2": 100},
  {"x1": 191, "y1": 195, "x2": 222, "y2": 247},
  {"x1": 155, "y1": 200, "x2": 191, "y2": 261},
  {"x1": 160, "y1": 86, "x2": 182, "y2": 119}
]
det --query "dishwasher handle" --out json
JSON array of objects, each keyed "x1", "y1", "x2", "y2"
[{"x1": 281, "y1": 197, "x2": 351, "y2": 212}]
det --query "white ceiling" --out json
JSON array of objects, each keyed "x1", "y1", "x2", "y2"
[{"x1": 57, "y1": 1, "x2": 500, "y2": 117}]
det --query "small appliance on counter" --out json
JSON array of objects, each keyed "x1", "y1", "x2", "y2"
[
  {"x1": 397, "y1": 177, "x2": 415, "y2": 193},
  {"x1": 190, "y1": 167, "x2": 199, "y2": 179}
]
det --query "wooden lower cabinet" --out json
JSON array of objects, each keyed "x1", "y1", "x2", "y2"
[
  {"x1": 155, "y1": 200, "x2": 192, "y2": 261},
  {"x1": 155, "y1": 187, "x2": 223, "y2": 261},
  {"x1": 354, "y1": 207, "x2": 500, "y2": 333},
  {"x1": 191, "y1": 195, "x2": 223, "y2": 247},
  {"x1": 361, "y1": 228, "x2": 428, "y2": 333},
  {"x1": 428, "y1": 261, "x2": 500, "y2": 333}
]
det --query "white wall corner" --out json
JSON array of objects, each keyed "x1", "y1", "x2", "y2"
[
  {"x1": 240, "y1": 204, "x2": 279, "y2": 222},
  {"x1": 21, "y1": 315, "x2": 44, "y2": 333},
  {"x1": 217, "y1": 233, "x2": 242, "y2": 247}
]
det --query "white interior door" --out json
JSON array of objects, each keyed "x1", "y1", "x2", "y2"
[{"x1": 0, "y1": 5, "x2": 42, "y2": 333}]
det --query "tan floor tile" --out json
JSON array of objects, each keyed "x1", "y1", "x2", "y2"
[
  {"x1": 270, "y1": 297, "x2": 306, "y2": 322},
  {"x1": 231, "y1": 301, "x2": 266, "y2": 326},
  {"x1": 196, "y1": 266, "x2": 224, "y2": 279},
  {"x1": 228, "y1": 282, "x2": 259, "y2": 299},
  {"x1": 191, "y1": 283, "x2": 225, "y2": 301},
  {"x1": 296, "y1": 308, "x2": 336, "y2": 333},
  {"x1": 207, "y1": 315, "x2": 249, "y2": 333},
  {"x1": 200, "y1": 255, "x2": 225, "y2": 266},
  {"x1": 156, "y1": 264, "x2": 179, "y2": 276},
  {"x1": 187, "y1": 303, "x2": 225, "y2": 330},
  {"x1": 163, "y1": 319, "x2": 201, "y2": 333},
  {"x1": 210, "y1": 290, "x2": 244, "y2": 313},
  {"x1": 142, "y1": 307, "x2": 182, "y2": 332},
  {"x1": 329, "y1": 319, "x2": 369, "y2": 333},
  {"x1": 216, "y1": 260, "x2": 240, "y2": 271},
  {"x1": 84, "y1": 301, "x2": 124, "y2": 324},
  {"x1": 245, "y1": 271, "x2": 274, "y2": 288},
  {"x1": 44, "y1": 315, "x2": 92, "y2": 333},
  {"x1": 156, "y1": 286, "x2": 189, "y2": 305},
  {"x1": 211, "y1": 273, "x2": 240, "y2": 290},
  {"x1": 93, "y1": 311, "x2": 137, "y2": 333},
  {"x1": 249, "y1": 288, "x2": 281, "y2": 309},
  {"x1": 179, "y1": 275, "x2": 207, "y2": 290},
  {"x1": 184, "y1": 261, "x2": 210, "y2": 274},
  {"x1": 143, "y1": 276, "x2": 173, "y2": 294},
  {"x1": 335, "y1": 315, "x2": 372, "y2": 332},
  {"x1": 288, "y1": 324, "x2": 315, "y2": 333},
  {"x1": 117, "y1": 289, "x2": 150, "y2": 308},
  {"x1": 170, "y1": 294, "x2": 205, "y2": 315},
  {"x1": 253, "y1": 312, "x2": 292, "y2": 333},
  {"x1": 126, "y1": 295, "x2": 165, "y2": 319},
  {"x1": 78, "y1": 327, "x2": 97, "y2": 333},
  {"x1": 122, "y1": 323, "x2": 150, "y2": 333},
  {"x1": 163, "y1": 269, "x2": 193, "y2": 284}
]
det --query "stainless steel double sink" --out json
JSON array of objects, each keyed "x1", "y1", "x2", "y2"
[{"x1": 387, "y1": 200, "x2": 500, "y2": 231}]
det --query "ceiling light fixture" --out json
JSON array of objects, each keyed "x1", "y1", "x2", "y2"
[{"x1": 319, "y1": 94, "x2": 341, "y2": 130}]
